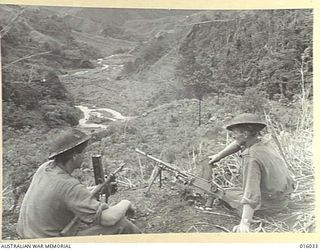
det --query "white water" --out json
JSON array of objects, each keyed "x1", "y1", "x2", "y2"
[
  {"x1": 73, "y1": 70, "x2": 89, "y2": 75},
  {"x1": 73, "y1": 54, "x2": 132, "y2": 128},
  {"x1": 76, "y1": 105, "x2": 130, "y2": 129}
]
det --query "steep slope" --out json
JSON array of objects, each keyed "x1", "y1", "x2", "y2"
[
  {"x1": 175, "y1": 10, "x2": 313, "y2": 100},
  {"x1": 1, "y1": 5, "x2": 99, "y2": 132},
  {"x1": 116, "y1": 9, "x2": 313, "y2": 116}
]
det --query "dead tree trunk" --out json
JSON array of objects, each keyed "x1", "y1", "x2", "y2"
[{"x1": 198, "y1": 97, "x2": 202, "y2": 126}]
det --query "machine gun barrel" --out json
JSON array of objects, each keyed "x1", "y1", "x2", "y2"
[
  {"x1": 135, "y1": 148, "x2": 189, "y2": 178},
  {"x1": 135, "y1": 148, "x2": 225, "y2": 197}
]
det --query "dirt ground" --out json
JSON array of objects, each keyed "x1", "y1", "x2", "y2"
[{"x1": 113, "y1": 184, "x2": 238, "y2": 234}]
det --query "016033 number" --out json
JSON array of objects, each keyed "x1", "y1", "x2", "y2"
[{"x1": 300, "y1": 244, "x2": 319, "y2": 248}]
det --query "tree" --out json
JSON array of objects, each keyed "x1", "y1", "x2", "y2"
[
  {"x1": 239, "y1": 87, "x2": 270, "y2": 113},
  {"x1": 177, "y1": 51, "x2": 216, "y2": 126}
]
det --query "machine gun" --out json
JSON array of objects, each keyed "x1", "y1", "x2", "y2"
[
  {"x1": 135, "y1": 148, "x2": 225, "y2": 198},
  {"x1": 60, "y1": 160, "x2": 125, "y2": 236}
]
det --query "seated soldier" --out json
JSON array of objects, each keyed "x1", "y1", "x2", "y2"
[
  {"x1": 201, "y1": 113, "x2": 294, "y2": 233},
  {"x1": 17, "y1": 128, "x2": 141, "y2": 239}
]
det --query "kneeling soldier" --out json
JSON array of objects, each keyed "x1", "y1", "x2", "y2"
[{"x1": 17, "y1": 128, "x2": 141, "y2": 238}]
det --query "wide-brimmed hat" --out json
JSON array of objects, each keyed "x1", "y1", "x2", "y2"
[
  {"x1": 48, "y1": 128, "x2": 90, "y2": 160},
  {"x1": 226, "y1": 113, "x2": 267, "y2": 131}
]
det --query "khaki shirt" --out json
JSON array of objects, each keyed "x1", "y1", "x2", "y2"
[
  {"x1": 240, "y1": 138, "x2": 294, "y2": 210},
  {"x1": 17, "y1": 161, "x2": 108, "y2": 238}
]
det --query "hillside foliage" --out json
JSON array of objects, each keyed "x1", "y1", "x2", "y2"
[
  {"x1": 176, "y1": 10, "x2": 312, "y2": 104},
  {"x1": 1, "y1": 6, "x2": 100, "y2": 131}
]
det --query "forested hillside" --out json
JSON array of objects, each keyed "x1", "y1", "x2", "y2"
[
  {"x1": 120, "y1": 10, "x2": 312, "y2": 127},
  {"x1": 176, "y1": 10, "x2": 312, "y2": 101},
  {"x1": 2, "y1": 7, "x2": 313, "y2": 132},
  {"x1": 1, "y1": 5, "x2": 99, "y2": 131}
]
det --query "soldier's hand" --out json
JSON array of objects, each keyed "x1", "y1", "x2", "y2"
[
  {"x1": 232, "y1": 222, "x2": 250, "y2": 233},
  {"x1": 105, "y1": 175, "x2": 118, "y2": 195},
  {"x1": 208, "y1": 154, "x2": 221, "y2": 165}
]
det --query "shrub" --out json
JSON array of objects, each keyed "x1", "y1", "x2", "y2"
[
  {"x1": 42, "y1": 103, "x2": 81, "y2": 127},
  {"x1": 238, "y1": 87, "x2": 271, "y2": 113}
]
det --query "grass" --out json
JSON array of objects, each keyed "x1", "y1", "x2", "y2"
[
  {"x1": 269, "y1": 97, "x2": 314, "y2": 233},
  {"x1": 267, "y1": 102, "x2": 313, "y2": 233}
]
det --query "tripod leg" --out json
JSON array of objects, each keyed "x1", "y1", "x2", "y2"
[{"x1": 145, "y1": 166, "x2": 160, "y2": 196}]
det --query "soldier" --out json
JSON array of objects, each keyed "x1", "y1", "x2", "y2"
[
  {"x1": 202, "y1": 113, "x2": 294, "y2": 232},
  {"x1": 17, "y1": 128, "x2": 141, "y2": 238}
]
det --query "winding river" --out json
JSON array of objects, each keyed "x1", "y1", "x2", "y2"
[
  {"x1": 76, "y1": 105, "x2": 131, "y2": 129},
  {"x1": 74, "y1": 54, "x2": 134, "y2": 129}
]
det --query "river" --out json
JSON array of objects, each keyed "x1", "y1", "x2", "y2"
[
  {"x1": 76, "y1": 105, "x2": 132, "y2": 129},
  {"x1": 73, "y1": 54, "x2": 134, "y2": 129}
]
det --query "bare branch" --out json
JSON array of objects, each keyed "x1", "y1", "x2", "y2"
[
  {"x1": 3, "y1": 51, "x2": 51, "y2": 69},
  {"x1": 178, "y1": 19, "x2": 236, "y2": 27}
]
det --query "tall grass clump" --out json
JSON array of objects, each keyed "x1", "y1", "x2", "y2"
[{"x1": 263, "y1": 96, "x2": 314, "y2": 233}]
